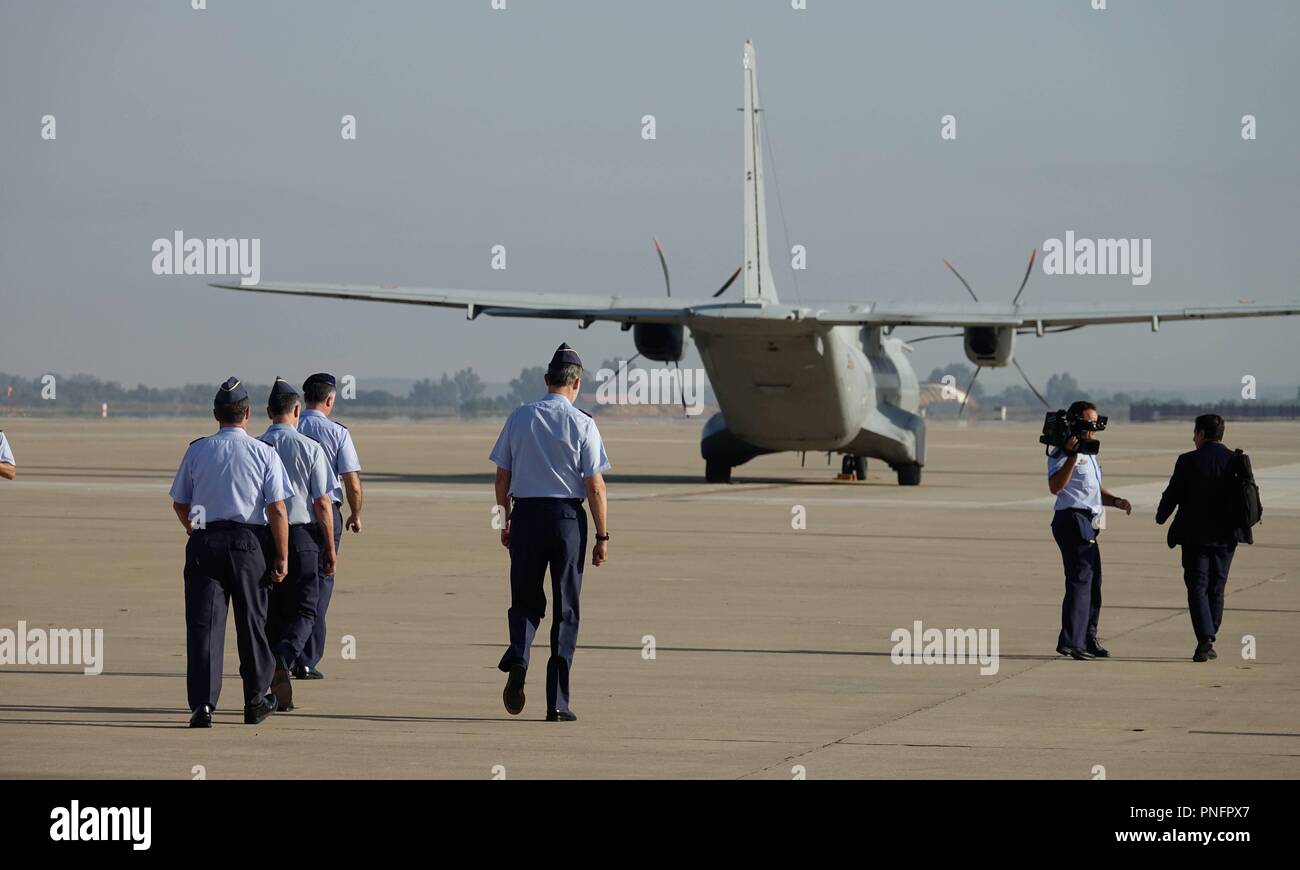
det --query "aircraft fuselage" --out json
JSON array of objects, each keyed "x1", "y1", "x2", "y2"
[{"x1": 693, "y1": 318, "x2": 927, "y2": 477}]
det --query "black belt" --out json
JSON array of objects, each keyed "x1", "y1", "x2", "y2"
[
  {"x1": 513, "y1": 497, "x2": 582, "y2": 505},
  {"x1": 198, "y1": 520, "x2": 264, "y2": 532}
]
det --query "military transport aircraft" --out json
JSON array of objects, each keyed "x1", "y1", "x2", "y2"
[{"x1": 216, "y1": 41, "x2": 1300, "y2": 486}]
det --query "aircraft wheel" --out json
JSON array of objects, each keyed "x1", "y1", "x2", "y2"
[
  {"x1": 852, "y1": 456, "x2": 867, "y2": 480},
  {"x1": 705, "y1": 461, "x2": 732, "y2": 484},
  {"x1": 896, "y1": 463, "x2": 922, "y2": 486}
]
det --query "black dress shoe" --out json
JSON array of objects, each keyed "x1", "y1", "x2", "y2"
[
  {"x1": 1056, "y1": 645, "x2": 1093, "y2": 661},
  {"x1": 1086, "y1": 639, "x2": 1110, "y2": 658},
  {"x1": 1193, "y1": 642, "x2": 1212, "y2": 662},
  {"x1": 271, "y1": 657, "x2": 295, "y2": 711},
  {"x1": 503, "y1": 663, "x2": 527, "y2": 715},
  {"x1": 189, "y1": 705, "x2": 213, "y2": 728},
  {"x1": 292, "y1": 664, "x2": 325, "y2": 680},
  {"x1": 244, "y1": 694, "x2": 278, "y2": 724},
  {"x1": 1207, "y1": 646, "x2": 1218, "y2": 660},
  {"x1": 546, "y1": 710, "x2": 578, "y2": 722}
]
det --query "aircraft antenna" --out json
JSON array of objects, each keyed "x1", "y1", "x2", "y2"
[{"x1": 762, "y1": 110, "x2": 803, "y2": 306}]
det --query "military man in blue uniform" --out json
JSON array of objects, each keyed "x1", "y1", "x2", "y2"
[
  {"x1": 1047, "y1": 401, "x2": 1132, "y2": 661},
  {"x1": 491, "y1": 344, "x2": 610, "y2": 721},
  {"x1": 170, "y1": 378, "x2": 295, "y2": 727},
  {"x1": 0, "y1": 430, "x2": 15, "y2": 480},
  {"x1": 259, "y1": 378, "x2": 338, "y2": 710},
  {"x1": 295, "y1": 372, "x2": 363, "y2": 680}
]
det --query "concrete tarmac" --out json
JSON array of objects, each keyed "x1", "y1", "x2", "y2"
[{"x1": 0, "y1": 416, "x2": 1296, "y2": 779}]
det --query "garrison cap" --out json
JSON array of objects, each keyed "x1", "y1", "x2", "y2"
[
  {"x1": 303, "y1": 372, "x2": 336, "y2": 390},
  {"x1": 269, "y1": 377, "x2": 299, "y2": 399},
  {"x1": 549, "y1": 343, "x2": 583, "y2": 369},
  {"x1": 214, "y1": 377, "x2": 248, "y2": 406}
]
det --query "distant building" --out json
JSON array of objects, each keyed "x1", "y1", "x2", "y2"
[{"x1": 919, "y1": 382, "x2": 977, "y2": 412}]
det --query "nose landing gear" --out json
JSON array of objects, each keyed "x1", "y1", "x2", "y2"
[{"x1": 837, "y1": 455, "x2": 867, "y2": 481}]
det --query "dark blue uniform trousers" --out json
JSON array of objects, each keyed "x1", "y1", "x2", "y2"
[
  {"x1": 267, "y1": 523, "x2": 323, "y2": 668},
  {"x1": 1181, "y1": 543, "x2": 1235, "y2": 644},
  {"x1": 498, "y1": 498, "x2": 586, "y2": 713},
  {"x1": 299, "y1": 503, "x2": 342, "y2": 670},
  {"x1": 1052, "y1": 508, "x2": 1103, "y2": 650},
  {"x1": 183, "y1": 522, "x2": 274, "y2": 710}
]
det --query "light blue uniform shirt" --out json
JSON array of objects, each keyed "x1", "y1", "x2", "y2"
[
  {"x1": 1048, "y1": 448, "x2": 1103, "y2": 516},
  {"x1": 298, "y1": 408, "x2": 361, "y2": 504},
  {"x1": 490, "y1": 393, "x2": 610, "y2": 500},
  {"x1": 169, "y1": 427, "x2": 294, "y2": 525},
  {"x1": 0, "y1": 432, "x2": 13, "y2": 467},
  {"x1": 259, "y1": 423, "x2": 337, "y2": 525}
]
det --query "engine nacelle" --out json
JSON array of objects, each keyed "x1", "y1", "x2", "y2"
[
  {"x1": 963, "y1": 327, "x2": 1014, "y2": 367},
  {"x1": 632, "y1": 323, "x2": 685, "y2": 362}
]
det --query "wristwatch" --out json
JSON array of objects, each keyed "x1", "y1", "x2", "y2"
[{"x1": 595, "y1": 533, "x2": 610, "y2": 542}]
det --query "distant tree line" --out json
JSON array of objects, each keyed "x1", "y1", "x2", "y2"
[
  {"x1": 0, "y1": 367, "x2": 552, "y2": 418},
  {"x1": 924, "y1": 363, "x2": 1300, "y2": 411},
  {"x1": 1130, "y1": 402, "x2": 1300, "y2": 422}
]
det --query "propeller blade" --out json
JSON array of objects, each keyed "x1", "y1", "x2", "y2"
[
  {"x1": 943, "y1": 258, "x2": 979, "y2": 302},
  {"x1": 712, "y1": 266, "x2": 742, "y2": 298},
  {"x1": 959, "y1": 366, "x2": 981, "y2": 417},
  {"x1": 653, "y1": 238, "x2": 671, "y2": 297},
  {"x1": 1012, "y1": 357, "x2": 1050, "y2": 407},
  {"x1": 1012, "y1": 247, "x2": 1037, "y2": 305}
]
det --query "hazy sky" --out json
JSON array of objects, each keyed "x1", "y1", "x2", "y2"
[{"x1": 2, "y1": 0, "x2": 1297, "y2": 397}]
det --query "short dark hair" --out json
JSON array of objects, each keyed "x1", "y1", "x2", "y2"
[
  {"x1": 545, "y1": 363, "x2": 582, "y2": 388},
  {"x1": 1067, "y1": 400, "x2": 1097, "y2": 418},
  {"x1": 1194, "y1": 413, "x2": 1225, "y2": 441},
  {"x1": 268, "y1": 390, "x2": 301, "y2": 417},
  {"x1": 215, "y1": 397, "x2": 249, "y2": 425},
  {"x1": 303, "y1": 380, "x2": 335, "y2": 404}
]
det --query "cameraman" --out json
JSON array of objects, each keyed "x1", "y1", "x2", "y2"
[{"x1": 1047, "y1": 401, "x2": 1132, "y2": 660}]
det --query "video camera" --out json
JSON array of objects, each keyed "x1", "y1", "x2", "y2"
[{"x1": 1040, "y1": 408, "x2": 1108, "y2": 455}]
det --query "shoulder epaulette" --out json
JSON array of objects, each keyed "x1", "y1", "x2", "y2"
[
  {"x1": 335, "y1": 420, "x2": 348, "y2": 430},
  {"x1": 578, "y1": 408, "x2": 593, "y2": 419},
  {"x1": 189, "y1": 436, "x2": 206, "y2": 446}
]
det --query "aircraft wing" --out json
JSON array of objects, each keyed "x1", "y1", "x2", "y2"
[
  {"x1": 214, "y1": 281, "x2": 1300, "y2": 332},
  {"x1": 812, "y1": 300, "x2": 1300, "y2": 329},
  {"x1": 210, "y1": 281, "x2": 713, "y2": 325}
]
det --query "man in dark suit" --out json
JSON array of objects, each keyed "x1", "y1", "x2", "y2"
[{"x1": 1155, "y1": 414, "x2": 1252, "y2": 662}]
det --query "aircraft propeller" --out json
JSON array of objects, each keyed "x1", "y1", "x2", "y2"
[
  {"x1": 925, "y1": 249, "x2": 1049, "y2": 416},
  {"x1": 651, "y1": 239, "x2": 701, "y2": 413}
]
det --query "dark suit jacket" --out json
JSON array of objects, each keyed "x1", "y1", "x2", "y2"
[{"x1": 1155, "y1": 441, "x2": 1253, "y2": 548}]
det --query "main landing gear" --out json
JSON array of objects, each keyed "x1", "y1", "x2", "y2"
[
  {"x1": 705, "y1": 461, "x2": 732, "y2": 484},
  {"x1": 894, "y1": 462, "x2": 922, "y2": 486}
]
